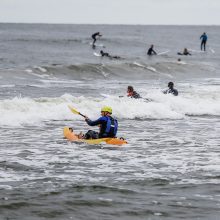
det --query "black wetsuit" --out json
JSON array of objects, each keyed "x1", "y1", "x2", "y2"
[
  {"x1": 100, "y1": 51, "x2": 110, "y2": 57},
  {"x1": 177, "y1": 51, "x2": 191, "y2": 56},
  {"x1": 91, "y1": 32, "x2": 100, "y2": 46},
  {"x1": 147, "y1": 48, "x2": 157, "y2": 55},
  {"x1": 163, "y1": 88, "x2": 178, "y2": 96},
  {"x1": 100, "y1": 51, "x2": 120, "y2": 59}
]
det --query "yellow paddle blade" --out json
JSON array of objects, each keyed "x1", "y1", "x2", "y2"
[{"x1": 68, "y1": 105, "x2": 80, "y2": 115}]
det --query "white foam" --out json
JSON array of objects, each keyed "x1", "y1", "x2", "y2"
[
  {"x1": 146, "y1": 66, "x2": 157, "y2": 72},
  {"x1": 1, "y1": 89, "x2": 220, "y2": 126},
  {"x1": 34, "y1": 66, "x2": 47, "y2": 73},
  {"x1": 133, "y1": 62, "x2": 157, "y2": 72},
  {"x1": 209, "y1": 48, "x2": 215, "y2": 53},
  {"x1": 0, "y1": 84, "x2": 15, "y2": 88},
  {"x1": 25, "y1": 69, "x2": 33, "y2": 73}
]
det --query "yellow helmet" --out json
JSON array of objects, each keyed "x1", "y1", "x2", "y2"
[{"x1": 101, "y1": 106, "x2": 112, "y2": 114}]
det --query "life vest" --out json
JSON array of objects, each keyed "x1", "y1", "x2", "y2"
[{"x1": 103, "y1": 116, "x2": 118, "y2": 137}]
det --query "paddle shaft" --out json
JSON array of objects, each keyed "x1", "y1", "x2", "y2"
[{"x1": 79, "y1": 112, "x2": 86, "y2": 118}]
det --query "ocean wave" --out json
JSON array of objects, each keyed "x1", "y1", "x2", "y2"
[
  {"x1": 0, "y1": 93, "x2": 220, "y2": 126},
  {"x1": 28, "y1": 60, "x2": 217, "y2": 81}
]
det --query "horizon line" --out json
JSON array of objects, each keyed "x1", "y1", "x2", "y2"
[{"x1": 0, "y1": 22, "x2": 219, "y2": 26}]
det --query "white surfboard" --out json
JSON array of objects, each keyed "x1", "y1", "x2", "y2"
[
  {"x1": 93, "y1": 52, "x2": 102, "y2": 57},
  {"x1": 158, "y1": 50, "x2": 170, "y2": 55},
  {"x1": 90, "y1": 42, "x2": 105, "y2": 48}
]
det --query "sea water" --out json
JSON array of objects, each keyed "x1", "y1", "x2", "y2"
[{"x1": 0, "y1": 24, "x2": 220, "y2": 220}]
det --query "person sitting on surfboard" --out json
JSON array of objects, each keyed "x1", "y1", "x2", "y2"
[
  {"x1": 163, "y1": 82, "x2": 178, "y2": 96},
  {"x1": 84, "y1": 106, "x2": 118, "y2": 139},
  {"x1": 177, "y1": 48, "x2": 191, "y2": 56},
  {"x1": 100, "y1": 50, "x2": 121, "y2": 59},
  {"x1": 91, "y1": 32, "x2": 102, "y2": 47},
  {"x1": 127, "y1": 86, "x2": 141, "y2": 99},
  {"x1": 147, "y1": 45, "x2": 157, "y2": 55}
]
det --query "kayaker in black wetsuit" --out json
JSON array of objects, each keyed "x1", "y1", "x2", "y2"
[
  {"x1": 84, "y1": 106, "x2": 118, "y2": 139},
  {"x1": 127, "y1": 86, "x2": 141, "y2": 99},
  {"x1": 147, "y1": 45, "x2": 157, "y2": 55},
  {"x1": 100, "y1": 50, "x2": 121, "y2": 59},
  {"x1": 200, "y1": 32, "x2": 207, "y2": 51},
  {"x1": 91, "y1": 32, "x2": 102, "y2": 47},
  {"x1": 163, "y1": 82, "x2": 178, "y2": 96},
  {"x1": 177, "y1": 48, "x2": 191, "y2": 56}
]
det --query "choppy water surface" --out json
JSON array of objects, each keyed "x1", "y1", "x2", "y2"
[{"x1": 0, "y1": 24, "x2": 220, "y2": 220}]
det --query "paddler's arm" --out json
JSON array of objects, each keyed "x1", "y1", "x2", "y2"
[{"x1": 85, "y1": 117, "x2": 105, "y2": 126}]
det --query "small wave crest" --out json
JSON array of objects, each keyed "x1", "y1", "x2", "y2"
[
  {"x1": 25, "y1": 59, "x2": 218, "y2": 81},
  {"x1": 1, "y1": 92, "x2": 220, "y2": 126}
]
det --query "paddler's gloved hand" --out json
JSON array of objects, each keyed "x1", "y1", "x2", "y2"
[{"x1": 84, "y1": 116, "x2": 89, "y2": 121}]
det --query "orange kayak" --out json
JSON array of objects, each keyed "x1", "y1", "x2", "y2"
[{"x1": 63, "y1": 127, "x2": 127, "y2": 145}]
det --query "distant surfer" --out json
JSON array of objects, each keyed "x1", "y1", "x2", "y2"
[
  {"x1": 147, "y1": 45, "x2": 157, "y2": 55},
  {"x1": 163, "y1": 82, "x2": 178, "y2": 96},
  {"x1": 177, "y1": 48, "x2": 191, "y2": 56},
  {"x1": 100, "y1": 50, "x2": 121, "y2": 59},
  {"x1": 83, "y1": 106, "x2": 118, "y2": 139},
  {"x1": 91, "y1": 32, "x2": 102, "y2": 48},
  {"x1": 127, "y1": 86, "x2": 141, "y2": 99},
  {"x1": 200, "y1": 32, "x2": 207, "y2": 51}
]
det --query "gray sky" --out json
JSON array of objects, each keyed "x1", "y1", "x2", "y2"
[{"x1": 0, "y1": 0, "x2": 219, "y2": 25}]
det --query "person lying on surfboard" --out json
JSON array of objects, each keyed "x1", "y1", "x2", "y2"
[
  {"x1": 83, "y1": 106, "x2": 118, "y2": 139},
  {"x1": 177, "y1": 48, "x2": 191, "y2": 56},
  {"x1": 163, "y1": 82, "x2": 178, "y2": 96},
  {"x1": 91, "y1": 32, "x2": 102, "y2": 48},
  {"x1": 100, "y1": 50, "x2": 121, "y2": 59},
  {"x1": 127, "y1": 86, "x2": 141, "y2": 99}
]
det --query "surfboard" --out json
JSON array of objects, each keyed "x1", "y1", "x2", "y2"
[
  {"x1": 90, "y1": 42, "x2": 105, "y2": 48},
  {"x1": 93, "y1": 52, "x2": 102, "y2": 57},
  {"x1": 157, "y1": 50, "x2": 170, "y2": 55}
]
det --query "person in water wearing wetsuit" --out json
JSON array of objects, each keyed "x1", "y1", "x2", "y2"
[
  {"x1": 100, "y1": 50, "x2": 121, "y2": 59},
  {"x1": 177, "y1": 48, "x2": 191, "y2": 56},
  {"x1": 100, "y1": 50, "x2": 110, "y2": 57},
  {"x1": 127, "y1": 86, "x2": 141, "y2": 99},
  {"x1": 200, "y1": 32, "x2": 207, "y2": 51},
  {"x1": 163, "y1": 82, "x2": 178, "y2": 96},
  {"x1": 91, "y1": 32, "x2": 102, "y2": 48},
  {"x1": 147, "y1": 45, "x2": 157, "y2": 55},
  {"x1": 83, "y1": 106, "x2": 118, "y2": 139}
]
